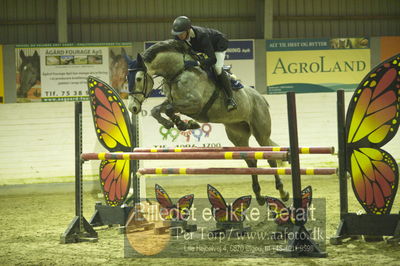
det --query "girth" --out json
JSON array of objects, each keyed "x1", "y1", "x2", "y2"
[{"x1": 193, "y1": 88, "x2": 220, "y2": 122}]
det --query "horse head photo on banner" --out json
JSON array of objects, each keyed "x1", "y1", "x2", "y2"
[
  {"x1": 17, "y1": 49, "x2": 41, "y2": 99},
  {"x1": 109, "y1": 47, "x2": 129, "y2": 98}
]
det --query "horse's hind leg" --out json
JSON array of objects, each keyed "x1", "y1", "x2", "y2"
[
  {"x1": 247, "y1": 159, "x2": 265, "y2": 206},
  {"x1": 224, "y1": 122, "x2": 266, "y2": 206},
  {"x1": 251, "y1": 124, "x2": 289, "y2": 202},
  {"x1": 267, "y1": 158, "x2": 289, "y2": 201}
]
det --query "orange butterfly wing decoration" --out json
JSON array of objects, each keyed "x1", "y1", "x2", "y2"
[
  {"x1": 207, "y1": 184, "x2": 252, "y2": 222},
  {"x1": 266, "y1": 186, "x2": 312, "y2": 225},
  {"x1": 155, "y1": 184, "x2": 194, "y2": 221},
  {"x1": 88, "y1": 76, "x2": 133, "y2": 206},
  {"x1": 346, "y1": 54, "x2": 400, "y2": 214}
]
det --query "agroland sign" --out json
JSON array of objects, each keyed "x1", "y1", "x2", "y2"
[
  {"x1": 272, "y1": 56, "x2": 367, "y2": 74},
  {"x1": 266, "y1": 38, "x2": 370, "y2": 94}
]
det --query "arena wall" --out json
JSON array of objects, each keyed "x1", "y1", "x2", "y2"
[
  {"x1": 1, "y1": 92, "x2": 399, "y2": 184},
  {"x1": 0, "y1": 35, "x2": 399, "y2": 184}
]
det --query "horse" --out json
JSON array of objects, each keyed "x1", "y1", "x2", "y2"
[
  {"x1": 125, "y1": 39, "x2": 289, "y2": 205},
  {"x1": 109, "y1": 48, "x2": 128, "y2": 96},
  {"x1": 17, "y1": 50, "x2": 40, "y2": 98}
]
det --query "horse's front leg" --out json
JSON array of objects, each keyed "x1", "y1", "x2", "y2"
[
  {"x1": 150, "y1": 101, "x2": 174, "y2": 129},
  {"x1": 165, "y1": 104, "x2": 200, "y2": 131}
]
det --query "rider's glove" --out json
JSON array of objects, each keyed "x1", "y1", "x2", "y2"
[{"x1": 184, "y1": 60, "x2": 199, "y2": 70}]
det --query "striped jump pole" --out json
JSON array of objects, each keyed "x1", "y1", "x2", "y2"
[
  {"x1": 138, "y1": 167, "x2": 337, "y2": 175},
  {"x1": 81, "y1": 151, "x2": 289, "y2": 161},
  {"x1": 133, "y1": 146, "x2": 335, "y2": 154}
]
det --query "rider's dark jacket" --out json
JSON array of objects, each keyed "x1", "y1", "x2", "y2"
[{"x1": 175, "y1": 26, "x2": 229, "y2": 70}]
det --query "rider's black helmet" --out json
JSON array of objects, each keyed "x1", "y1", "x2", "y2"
[{"x1": 171, "y1": 16, "x2": 191, "y2": 35}]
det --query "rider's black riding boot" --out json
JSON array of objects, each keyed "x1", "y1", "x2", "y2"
[{"x1": 218, "y1": 71, "x2": 237, "y2": 111}]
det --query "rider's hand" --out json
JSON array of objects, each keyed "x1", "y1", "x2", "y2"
[{"x1": 184, "y1": 60, "x2": 199, "y2": 70}]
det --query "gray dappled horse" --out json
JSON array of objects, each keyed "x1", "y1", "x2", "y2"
[
  {"x1": 18, "y1": 50, "x2": 40, "y2": 98},
  {"x1": 126, "y1": 39, "x2": 289, "y2": 205}
]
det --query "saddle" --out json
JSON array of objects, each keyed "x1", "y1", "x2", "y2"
[{"x1": 190, "y1": 52, "x2": 244, "y2": 90}]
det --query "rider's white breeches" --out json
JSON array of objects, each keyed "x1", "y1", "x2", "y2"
[{"x1": 213, "y1": 51, "x2": 226, "y2": 75}]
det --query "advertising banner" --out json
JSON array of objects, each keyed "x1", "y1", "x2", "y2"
[
  {"x1": 15, "y1": 43, "x2": 132, "y2": 102},
  {"x1": 225, "y1": 39, "x2": 255, "y2": 87},
  {"x1": 0, "y1": 45, "x2": 4, "y2": 103},
  {"x1": 266, "y1": 38, "x2": 370, "y2": 94}
]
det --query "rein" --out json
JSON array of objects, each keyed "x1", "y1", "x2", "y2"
[{"x1": 163, "y1": 53, "x2": 189, "y2": 84}]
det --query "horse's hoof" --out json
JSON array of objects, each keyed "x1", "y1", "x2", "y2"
[
  {"x1": 176, "y1": 122, "x2": 188, "y2": 131},
  {"x1": 162, "y1": 121, "x2": 175, "y2": 129},
  {"x1": 281, "y1": 191, "x2": 290, "y2": 202},
  {"x1": 187, "y1": 120, "x2": 200, "y2": 129},
  {"x1": 256, "y1": 196, "x2": 266, "y2": 206}
]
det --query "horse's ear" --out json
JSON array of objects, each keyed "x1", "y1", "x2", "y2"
[
  {"x1": 33, "y1": 51, "x2": 39, "y2": 58},
  {"x1": 109, "y1": 49, "x2": 116, "y2": 60},
  {"x1": 121, "y1": 47, "x2": 127, "y2": 57},
  {"x1": 137, "y1": 53, "x2": 145, "y2": 68},
  {"x1": 20, "y1": 50, "x2": 26, "y2": 60}
]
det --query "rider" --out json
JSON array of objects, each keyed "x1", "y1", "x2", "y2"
[{"x1": 171, "y1": 15, "x2": 237, "y2": 112}]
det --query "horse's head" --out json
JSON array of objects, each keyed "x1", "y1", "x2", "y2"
[
  {"x1": 109, "y1": 48, "x2": 128, "y2": 93},
  {"x1": 124, "y1": 53, "x2": 154, "y2": 114},
  {"x1": 18, "y1": 50, "x2": 40, "y2": 98}
]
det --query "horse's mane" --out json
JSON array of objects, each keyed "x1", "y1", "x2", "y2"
[{"x1": 142, "y1": 40, "x2": 189, "y2": 63}]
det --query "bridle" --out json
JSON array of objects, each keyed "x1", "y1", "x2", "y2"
[
  {"x1": 126, "y1": 51, "x2": 194, "y2": 105},
  {"x1": 127, "y1": 67, "x2": 154, "y2": 108}
]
